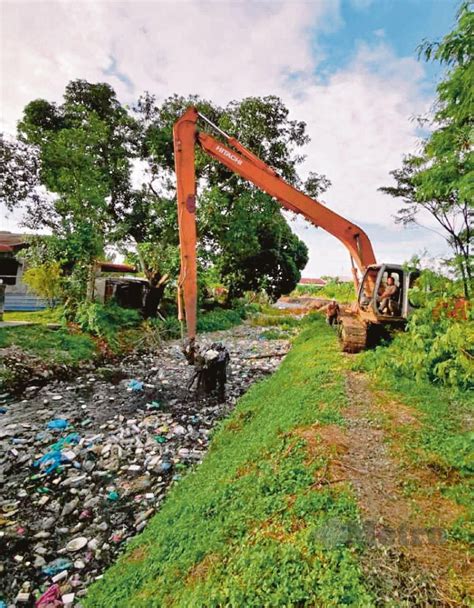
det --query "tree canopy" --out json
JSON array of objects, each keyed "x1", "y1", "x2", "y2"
[{"x1": 2, "y1": 83, "x2": 327, "y2": 306}]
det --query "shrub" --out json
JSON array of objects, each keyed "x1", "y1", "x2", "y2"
[
  {"x1": 147, "y1": 316, "x2": 182, "y2": 341},
  {"x1": 74, "y1": 301, "x2": 141, "y2": 346},
  {"x1": 197, "y1": 306, "x2": 247, "y2": 333},
  {"x1": 144, "y1": 306, "x2": 248, "y2": 344},
  {"x1": 361, "y1": 295, "x2": 473, "y2": 390},
  {"x1": 22, "y1": 262, "x2": 64, "y2": 307}
]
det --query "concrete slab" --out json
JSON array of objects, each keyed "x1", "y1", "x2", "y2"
[{"x1": 0, "y1": 321, "x2": 35, "y2": 328}]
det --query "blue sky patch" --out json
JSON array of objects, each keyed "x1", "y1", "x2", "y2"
[{"x1": 314, "y1": 0, "x2": 459, "y2": 86}]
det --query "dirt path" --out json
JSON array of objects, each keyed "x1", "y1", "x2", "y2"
[{"x1": 337, "y1": 371, "x2": 472, "y2": 607}]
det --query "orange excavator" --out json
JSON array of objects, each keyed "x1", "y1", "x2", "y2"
[{"x1": 173, "y1": 107, "x2": 418, "y2": 359}]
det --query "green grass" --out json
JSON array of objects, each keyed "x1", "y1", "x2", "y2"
[
  {"x1": 3, "y1": 307, "x2": 64, "y2": 324},
  {"x1": 354, "y1": 352, "x2": 474, "y2": 544},
  {"x1": 85, "y1": 316, "x2": 375, "y2": 608},
  {"x1": 0, "y1": 325, "x2": 97, "y2": 365},
  {"x1": 250, "y1": 313, "x2": 302, "y2": 329},
  {"x1": 197, "y1": 306, "x2": 247, "y2": 333},
  {"x1": 293, "y1": 282, "x2": 356, "y2": 303},
  {"x1": 259, "y1": 328, "x2": 293, "y2": 340}
]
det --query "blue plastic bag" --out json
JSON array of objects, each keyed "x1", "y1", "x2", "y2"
[
  {"x1": 50, "y1": 433, "x2": 80, "y2": 451},
  {"x1": 35, "y1": 451, "x2": 64, "y2": 474},
  {"x1": 128, "y1": 379, "x2": 144, "y2": 392},
  {"x1": 41, "y1": 557, "x2": 72, "y2": 576},
  {"x1": 47, "y1": 418, "x2": 68, "y2": 431}
]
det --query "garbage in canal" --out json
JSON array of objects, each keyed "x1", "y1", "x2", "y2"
[
  {"x1": 47, "y1": 418, "x2": 69, "y2": 431},
  {"x1": 41, "y1": 558, "x2": 73, "y2": 576},
  {"x1": 127, "y1": 379, "x2": 143, "y2": 392},
  {"x1": 51, "y1": 433, "x2": 81, "y2": 450},
  {"x1": 62, "y1": 592, "x2": 75, "y2": 606},
  {"x1": 35, "y1": 583, "x2": 62, "y2": 607},
  {"x1": 0, "y1": 325, "x2": 289, "y2": 603},
  {"x1": 65, "y1": 537, "x2": 89, "y2": 552},
  {"x1": 34, "y1": 450, "x2": 64, "y2": 474}
]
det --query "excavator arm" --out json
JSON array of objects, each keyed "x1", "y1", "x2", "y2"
[{"x1": 173, "y1": 106, "x2": 377, "y2": 344}]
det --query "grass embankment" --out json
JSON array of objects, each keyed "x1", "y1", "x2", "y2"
[
  {"x1": 0, "y1": 307, "x2": 246, "y2": 364},
  {"x1": 0, "y1": 325, "x2": 98, "y2": 391},
  {"x1": 356, "y1": 351, "x2": 473, "y2": 546},
  {"x1": 85, "y1": 315, "x2": 374, "y2": 607}
]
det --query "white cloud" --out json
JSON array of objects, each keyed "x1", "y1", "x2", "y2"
[
  {"x1": 291, "y1": 40, "x2": 428, "y2": 228},
  {"x1": 0, "y1": 0, "x2": 338, "y2": 132},
  {"x1": 1, "y1": 0, "x2": 445, "y2": 275}
]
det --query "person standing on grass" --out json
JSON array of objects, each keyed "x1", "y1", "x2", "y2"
[{"x1": 326, "y1": 300, "x2": 340, "y2": 326}]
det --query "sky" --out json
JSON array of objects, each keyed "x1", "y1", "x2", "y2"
[{"x1": 0, "y1": 0, "x2": 460, "y2": 277}]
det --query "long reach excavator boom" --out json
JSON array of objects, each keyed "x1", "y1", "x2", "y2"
[{"x1": 173, "y1": 106, "x2": 377, "y2": 348}]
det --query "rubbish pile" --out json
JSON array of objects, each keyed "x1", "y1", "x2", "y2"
[{"x1": 0, "y1": 325, "x2": 289, "y2": 605}]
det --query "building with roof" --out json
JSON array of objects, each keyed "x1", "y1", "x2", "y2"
[
  {"x1": 298, "y1": 277, "x2": 327, "y2": 287},
  {"x1": 0, "y1": 232, "x2": 146, "y2": 312},
  {"x1": 0, "y1": 231, "x2": 46, "y2": 311}
]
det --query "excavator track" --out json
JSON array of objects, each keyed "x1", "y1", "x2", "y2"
[{"x1": 339, "y1": 314, "x2": 368, "y2": 353}]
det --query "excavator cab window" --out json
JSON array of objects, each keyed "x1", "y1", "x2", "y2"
[
  {"x1": 358, "y1": 268, "x2": 378, "y2": 310},
  {"x1": 377, "y1": 268, "x2": 403, "y2": 316}
]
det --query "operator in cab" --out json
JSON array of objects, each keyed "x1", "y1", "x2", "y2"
[{"x1": 378, "y1": 276, "x2": 399, "y2": 314}]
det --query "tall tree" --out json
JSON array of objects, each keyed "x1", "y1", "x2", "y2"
[
  {"x1": 11, "y1": 81, "x2": 136, "y2": 297},
  {"x1": 7, "y1": 84, "x2": 330, "y2": 308},
  {"x1": 380, "y1": 2, "x2": 473, "y2": 297},
  {"x1": 0, "y1": 134, "x2": 44, "y2": 214},
  {"x1": 138, "y1": 93, "x2": 328, "y2": 300}
]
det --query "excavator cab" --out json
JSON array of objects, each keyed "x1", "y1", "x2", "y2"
[
  {"x1": 339, "y1": 264, "x2": 420, "y2": 353},
  {"x1": 357, "y1": 264, "x2": 419, "y2": 322}
]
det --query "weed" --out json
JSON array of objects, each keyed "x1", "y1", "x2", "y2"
[
  {"x1": 250, "y1": 313, "x2": 302, "y2": 329},
  {"x1": 197, "y1": 306, "x2": 247, "y2": 332},
  {"x1": 0, "y1": 325, "x2": 96, "y2": 364},
  {"x1": 73, "y1": 301, "x2": 141, "y2": 350},
  {"x1": 260, "y1": 329, "x2": 291, "y2": 340},
  {"x1": 293, "y1": 281, "x2": 355, "y2": 303}
]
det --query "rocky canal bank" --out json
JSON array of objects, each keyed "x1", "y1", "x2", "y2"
[{"x1": 0, "y1": 325, "x2": 289, "y2": 606}]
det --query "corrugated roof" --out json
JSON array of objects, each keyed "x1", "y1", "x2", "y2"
[
  {"x1": 299, "y1": 278, "x2": 327, "y2": 285},
  {"x1": 98, "y1": 262, "x2": 137, "y2": 273},
  {"x1": 0, "y1": 232, "x2": 29, "y2": 252}
]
